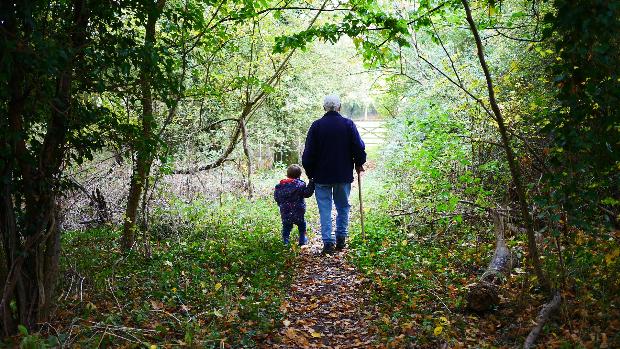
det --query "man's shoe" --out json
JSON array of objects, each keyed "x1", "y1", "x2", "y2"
[
  {"x1": 335, "y1": 237, "x2": 346, "y2": 251},
  {"x1": 321, "y1": 242, "x2": 335, "y2": 255}
]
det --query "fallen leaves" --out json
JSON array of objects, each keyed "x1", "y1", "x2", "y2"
[
  {"x1": 284, "y1": 327, "x2": 310, "y2": 347},
  {"x1": 309, "y1": 329, "x2": 322, "y2": 338},
  {"x1": 259, "y1": 235, "x2": 382, "y2": 348}
]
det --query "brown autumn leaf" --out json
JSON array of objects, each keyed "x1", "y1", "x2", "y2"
[{"x1": 150, "y1": 299, "x2": 163, "y2": 310}]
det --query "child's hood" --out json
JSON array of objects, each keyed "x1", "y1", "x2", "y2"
[{"x1": 277, "y1": 178, "x2": 304, "y2": 186}]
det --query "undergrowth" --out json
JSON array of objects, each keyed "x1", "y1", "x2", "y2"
[
  {"x1": 347, "y1": 167, "x2": 620, "y2": 348},
  {"x1": 7, "y1": 197, "x2": 296, "y2": 348},
  {"x1": 5, "y1": 162, "x2": 617, "y2": 348}
]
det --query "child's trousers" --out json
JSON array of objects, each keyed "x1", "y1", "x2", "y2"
[{"x1": 282, "y1": 220, "x2": 307, "y2": 245}]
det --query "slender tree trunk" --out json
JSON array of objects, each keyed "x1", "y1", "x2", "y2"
[
  {"x1": 122, "y1": 148, "x2": 154, "y2": 250},
  {"x1": 460, "y1": 0, "x2": 549, "y2": 291},
  {"x1": 0, "y1": 186, "x2": 18, "y2": 335},
  {"x1": 121, "y1": 0, "x2": 166, "y2": 250},
  {"x1": 240, "y1": 119, "x2": 253, "y2": 198}
]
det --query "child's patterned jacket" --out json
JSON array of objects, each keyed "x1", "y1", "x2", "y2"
[{"x1": 274, "y1": 178, "x2": 315, "y2": 223}]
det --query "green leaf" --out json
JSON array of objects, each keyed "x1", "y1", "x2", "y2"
[{"x1": 18, "y1": 324, "x2": 28, "y2": 336}]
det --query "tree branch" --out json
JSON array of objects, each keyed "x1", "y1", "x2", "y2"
[
  {"x1": 413, "y1": 43, "x2": 496, "y2": 121},
  {"x1": 171, "y1": 1, "x2": 329, "y2": 175}
]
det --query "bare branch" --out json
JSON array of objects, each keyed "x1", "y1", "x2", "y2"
[
  {"x1": 430, "y1": 17, "x2": 464, "y2": 88},
  {"x1": 413, "y1": 43, "x2": 496, "y2": 121}
]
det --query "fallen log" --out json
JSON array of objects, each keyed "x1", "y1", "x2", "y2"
[
  {"x1": 466, "y1": 212, "x2": 516, "y2": 312},
  {"x1": 523, "y1": 291, "x2": 561, "y2": 349}
]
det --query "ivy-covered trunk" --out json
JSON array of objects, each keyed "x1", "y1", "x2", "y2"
[
  {"x1": 0, "y1": 0, "x2": 88, "y2": 334},
  {"x1": 0, "y1": 186, "x2": 61, "y2": 334},
  {"x1": 121, "y1": 0, "x2": 166, "y2": 250}
]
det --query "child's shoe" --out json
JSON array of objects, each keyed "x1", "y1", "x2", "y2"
[{"x1": 298, "y1": 235, "x2": 308, "y2": 246}]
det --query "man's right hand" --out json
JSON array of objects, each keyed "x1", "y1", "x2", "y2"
[{"x1": 355, "y1": 165, "x2": 365, "y2": 174}]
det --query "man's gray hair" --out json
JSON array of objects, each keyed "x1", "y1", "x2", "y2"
[{"x1": 323, "y1": 94, "x2": 341, "y2": 111}]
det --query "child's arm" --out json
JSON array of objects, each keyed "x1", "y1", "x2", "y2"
[
  {"x1": 274, "y1": 186, "x2": 282, "y2": 204},
  {"x1": 302, "y1": 179, "x2": 315, "y2": 198}
]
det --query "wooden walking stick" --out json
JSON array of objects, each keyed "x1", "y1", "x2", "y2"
[{"x1": 357, "y1": 170, "x2": 366, "y2": 241}]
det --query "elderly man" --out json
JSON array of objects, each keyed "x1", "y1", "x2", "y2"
[{"x1": 302, "y1": 95, "x2": 367, "y2": 254}]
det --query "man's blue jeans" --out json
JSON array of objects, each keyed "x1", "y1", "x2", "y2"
[{"x1": 315, "y1": 183, "x2": 351, "y2": 244}]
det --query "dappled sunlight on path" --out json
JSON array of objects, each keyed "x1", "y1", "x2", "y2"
[{"x1": 259, "y1": 234, "x2": 382, "y2": 348}]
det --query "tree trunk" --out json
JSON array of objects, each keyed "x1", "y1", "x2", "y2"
[
  {"x1": 467, "y1": 212, "x2": 515, "y2": 312},
  {"x1": 0, "y1": 0, "x2": 88, "y2": 334},
  {"x1": 240, "y1": 119, "x2": 253, "y2": 198},
  {"x1": 122, "y1": 153, "x2": 154, "y2": 249},
  {"x1": 0, "y1": 186, "x2": 18, "y2": 335},
  {"x1": 121, "y1": 0, "x2": 166, "y2": 250},
  {"x1": 460, "y1": 0, "x2": 549, "y2": 291},
  {"x1": 1, "y1": 10, "x2": 28, "y2": 334}
]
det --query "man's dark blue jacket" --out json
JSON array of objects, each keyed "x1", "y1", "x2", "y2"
[{"x1": 302, "y1": 111, "x2": 367, "y2": 184}]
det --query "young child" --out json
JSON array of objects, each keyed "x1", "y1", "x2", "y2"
[{"x1": 274, "y1": 164, "x2": 315, "y2": 245}]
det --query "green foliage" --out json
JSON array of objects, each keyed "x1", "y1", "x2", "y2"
[
  {"x1": 389, "y1": 104, "x2": 495, "y2": 212},
  {"x1": 540, "y1": 0, "x2": 620, "y2": 228},
  {"x1": 0, "y1": 324, "x2": 62, "y2": 349},
  {"x1": 0, "y1": 0, "x2": 124, "y2": 172},
  {"x1": 348, "y1": 204, "x2": 497, "y2": 346},
  {"x1": 273, "y1": 0, "x2": 413, "y2": 66}
]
